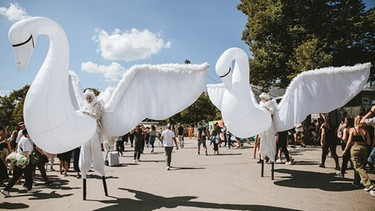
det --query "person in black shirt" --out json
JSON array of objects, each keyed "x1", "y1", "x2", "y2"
[
  {"x1": 196, "y1": 122, "x2": 208, "y2": 156},
  {"x1": 176, "y1": 123, "x2": 184, "y2": 148}
]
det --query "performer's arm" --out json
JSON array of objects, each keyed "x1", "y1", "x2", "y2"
[{"x1": 361, "y1": 105, "x2": 375, "y2": 125}]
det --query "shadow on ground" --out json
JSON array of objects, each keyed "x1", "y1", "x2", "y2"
[
  {"x1": 274, "y1": 168, "x2": 359, "y2": 191},
  {"x1": 0, "y1": 202, "x2": 29, "y2": 209},
  {"x1": 93, "y1": 188, "x2": 301, "y2": 211}
]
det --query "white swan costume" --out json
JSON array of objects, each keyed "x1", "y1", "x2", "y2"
[
  {"x1": 79, "y1": 89, "x2": 105, "y2": 179},
  {"x1": 207, "y1": 47, "x2": 371, "y2": 162},
  {"x1": 8, "y1": 17, "x2": 209, "y2": 199},
  {"x1": 258, "y1": 93, "x2": 278, "y2": 162}
]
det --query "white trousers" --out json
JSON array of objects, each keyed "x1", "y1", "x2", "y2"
[
  {"x1": 79, "y1": 133, "x2": 105, "y2": 179},
  {"x1": 259, "y1": 124, "x2": 277, "y2": 163}
]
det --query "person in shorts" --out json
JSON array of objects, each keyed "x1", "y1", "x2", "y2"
[{"x1": 196, "y1": 122, "x2": 208, "y2": 156}]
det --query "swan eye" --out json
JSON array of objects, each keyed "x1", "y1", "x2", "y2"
[
  {"x1": 12, "y1": 35, "x2": 33, "y2": 47},
  {"x1": 219, "y1": 67, "x2": 231, "y2": 78}
]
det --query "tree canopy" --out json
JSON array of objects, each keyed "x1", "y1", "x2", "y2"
[
  {"x1": 238, "y1": 0, "x2": 375, "y2": 90},
  {"x1": 168, "y1": 93, "x2": 221, "y2": 125},
  {"x1": 0, "y1": 85, "x2": 29, "y2": 130}
]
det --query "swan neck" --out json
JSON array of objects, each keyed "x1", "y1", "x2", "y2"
[{"x1": 33, "y1": 20, "x2": 69, "y2": 67}]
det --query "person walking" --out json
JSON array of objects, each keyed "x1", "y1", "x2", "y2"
[
  {"x1": 319, "y1": 115, "x2": 340, "y2": 170},
  {"x1": 343, "y1": 115, "x2": 375, "y2": 194},
  {"x1": 211, "y1": 123, "x2": 221, "y2": 155},
  {"x1": 161, "y1": 124, "x2": 179, "y2": 170},
  {"x1": 115, "y1": 135, "x2": 124, "y2": 157},
  {"x1": 252, "y1": 135, "x2": 260, "y2": 159},
  {"x1": 1, "y1": 129, "x2": 35, "y2": 197},
  {"x1": 73, "y1": 147, "x2": 81, "y2": 178},
  {"x1": 34, "y1": 144, "x2": 53, "y2": 185},
  {"x1": 196, "y1": 122, "x2": 208, "y2": 156},
  {"x1": 276, "y1": 130, "x2": 294, "y2": 165},
  {"x1": 57, "y1": 150, "x2": 71, "y2": 177},
  {"x1": 336, "y1": 117, "x2": 354, "y2": 178},
  {"x1": 129, "y1": 132, "x2": 134, "y2": 148},
  {"x1": 176, "y1": 123, "x2": 185, "y2": 148},
  {"x1": 132, "y1": 126, "x2": 144, "y2": 162},
  {"x1": 225, "y1": 129, "x2": 234, "y2": 149},
  {"x1": 149, "y1": 125, "x2": 157, "y2": 153}
]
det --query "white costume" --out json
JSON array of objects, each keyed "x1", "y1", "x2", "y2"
[
  {"x1": 9, "y1": 17, "x2": 209, "y2": 200},
  {"x1": 79, "y1": 90, "x2": 105, "y2": 179},
  {"x1": 258, "y1": 93, "x2": 277, "y2": 162},
  {"x1": 8, "y1": 17, "x2": 208, "y2": 155},
  {"x1": 207, "y1": 47, "x2": 370, "y2": 143}
]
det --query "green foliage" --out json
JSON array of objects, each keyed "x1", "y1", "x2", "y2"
[
  {"x1": 169, "y1": 93, "x2": 221, "y2": 125},
  {"x1": 238, "y1": 0, "x2": 374, "y2": 90},
  {"x1": 287, "y1": 37, "x2": 333, "y2": 79},
  {"x1": 0, "y1": 85, "x2": 29, "y2": 129}
]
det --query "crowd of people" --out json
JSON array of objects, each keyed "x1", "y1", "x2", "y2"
[
  {"x1": 1, "y1": 110, "x2": 375, "y2": 198},
  {"x1": 0, "y1": 122, "x2": 56, "y2": 197}
]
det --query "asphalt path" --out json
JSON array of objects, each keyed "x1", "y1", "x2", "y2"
[{"x1": 1, "y1": 137, "x2": 374, "y2": 210}]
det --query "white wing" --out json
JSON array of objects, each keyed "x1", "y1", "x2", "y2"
[
  {"x1": 207, "y1": 83, "x2": 225, "y2": 110},
  {"x1": 68, "y1": 71, "x2": 85, "y2": 109},
  {"x1": 102, "y1": 63, "x2": 209, "y2": 136},
  {"x1": 274, "y1": 63, "x2": 371, "y2": 131}
]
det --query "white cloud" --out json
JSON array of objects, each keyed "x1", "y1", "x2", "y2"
[
  {"x1": 0, "y1": 3, "x2": 30, "y2": 21},
  {"x1": 93, "y1": 28, "x2": 172, "y2": 61},
  {"x1": 81, "y1": 61, "x2": 126, "y2": 82}
]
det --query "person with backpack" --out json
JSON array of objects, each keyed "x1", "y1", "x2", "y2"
[{"x1": 196, "y1": 122, "x2": 209, "y2": 156}]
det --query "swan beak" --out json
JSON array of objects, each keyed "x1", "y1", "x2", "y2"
[{"x1": 11, "y1": 35, "x2": 34, "y2": 71}]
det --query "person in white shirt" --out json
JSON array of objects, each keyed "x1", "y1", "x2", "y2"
[
  {"x1": 1, "y1": 129, "x2": 34, "y2": 197},
  {"x1": 161, "y1": 124, "x2": 179, "y2": 170},
  {"x1": 15, "y1": 122, "x2": 25, "y2": 145}
]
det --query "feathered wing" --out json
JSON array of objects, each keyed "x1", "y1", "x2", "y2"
[
  {"x1": 207, "y1": 83, "x2": 225, "y2": 110},
  {"x1": 68, "y1": 71, "x2": 85, "y2": 109},
  {"x1": 274, "y1": 63, "x2": 371, "y2": 131},
  {"x1": 102, "y1": 63, "x2": 209, "y2": 136}
]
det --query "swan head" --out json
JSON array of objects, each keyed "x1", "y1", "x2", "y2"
[
  {"x1": 216, "y1": 50, "x2": 233, "y2": 89},
  {"x1": 216, "y1": 48, "x2": 251, "y2": 90},
  {"x1": 8, "y1": 18, "x2": 36, "y2": 71}
]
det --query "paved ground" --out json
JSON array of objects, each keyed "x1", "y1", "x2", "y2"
[{"x1": 1, "y1": 138, "x2": 374, "y2": 211}]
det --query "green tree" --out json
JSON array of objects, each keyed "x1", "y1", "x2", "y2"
[
  {"x1": 287, "y1": 37, "x2": 333, "y2": 80},
  {"x1": 169, "y1": 93, "x2": 221, "y2": 125},
  {"x1": 238, "y1": 0, "x2": 374, "y2": 90},
  {"x1": 0, "y1": 85, "x2": 29, "y2": 129}
]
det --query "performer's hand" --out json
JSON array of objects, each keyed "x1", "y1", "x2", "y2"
[{"x1": 371, "y1": 105, "x2": 375, "y2": 114}]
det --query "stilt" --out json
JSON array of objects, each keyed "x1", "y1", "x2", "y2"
[
  {"x1": 271, "y1": 162, "x2": 274, "y2": 180},
  {"x1": 261, "y1": 159, "x2": 264, "y2": 177},
  {"x1": 102, "y1": 176, "x2": 108, "y2": 196},
  {"x1": 83, "y1": 178, "x2": 87, "y2": 200}
]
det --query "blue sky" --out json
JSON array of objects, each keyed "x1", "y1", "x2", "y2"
[
  {"x1": 0, "y1": 0, "x2": 374, "y2": 96},
  {"x1": 0, "y1": 0, "x2": 250, "y2": 95}
]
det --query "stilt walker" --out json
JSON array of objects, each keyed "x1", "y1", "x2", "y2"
[
  {"x1": 259, "y1": 93, "x2": 277, "y2": 180},
  {"x1": 80, "y1": 89, "x2": 108, "y2": 200}
]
